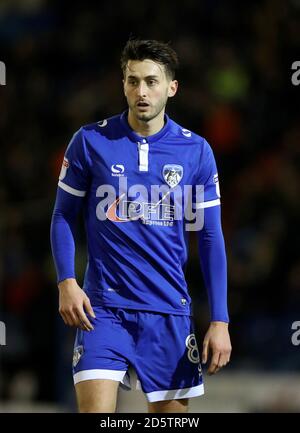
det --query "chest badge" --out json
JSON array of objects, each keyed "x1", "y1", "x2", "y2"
[{"x1": 163, "y1": 164, "x2": 183, "y2": 188}]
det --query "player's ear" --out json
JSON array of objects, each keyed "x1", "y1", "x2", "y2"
[{"x1": 168, "y1": 80, "x2": 178, "y2": 98}]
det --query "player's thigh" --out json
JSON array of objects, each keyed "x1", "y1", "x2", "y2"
[{"x1": 75, "y1": 379, "x2": 120, "y2": 413}]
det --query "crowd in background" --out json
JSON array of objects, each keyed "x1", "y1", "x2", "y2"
[{"x1": 0, "y1": 0, "x2": 299, "y2": 407}]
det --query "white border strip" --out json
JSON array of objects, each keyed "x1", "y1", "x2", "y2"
[
  {"x1": 58, "y1": 181, "x2": 86, "y2": 197},
  {"x1": 193, "y1": 199, "x2": 220, "y2": 209},
  {"x1": 73, "y1": 369, "x2": 127, "y2": 385},
  {"x1": 138, "y1": 142, "x2": 149, "y2": 172},
  {"x1": 146, "y1": 383, "x2": 204, "y2": 402}
]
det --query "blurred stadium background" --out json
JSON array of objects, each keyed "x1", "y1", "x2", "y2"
[{"x1": 0, "y1": 0, "x2": 299, "y2": 412}]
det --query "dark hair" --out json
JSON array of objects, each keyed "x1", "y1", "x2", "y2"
[{"x1": 120, "y1": 38, "x2": 179, "y2": 80}]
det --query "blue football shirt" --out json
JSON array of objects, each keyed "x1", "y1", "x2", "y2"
[{"x1": 54, "y1": 110, "x2": 224, "y2": 317}]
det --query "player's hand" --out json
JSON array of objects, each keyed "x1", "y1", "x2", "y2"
[
  {"x1": 58, "y1": 278, "x2": 96, "y2": 332},
  {"x1": 202, "y1": 321, "x2": 231, "y2": 375}
]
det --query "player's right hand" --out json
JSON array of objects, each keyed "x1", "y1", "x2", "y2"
[{"x1": 58, "y1": 278, "x2": 96, "y2": 332}]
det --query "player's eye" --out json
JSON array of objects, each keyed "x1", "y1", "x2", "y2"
[
  {"x1": 128, "y1": 80, "x2": 138, "y2": 86},
  {"x1": 148, "y1": 80, "x2": 157, "y2": 86}
]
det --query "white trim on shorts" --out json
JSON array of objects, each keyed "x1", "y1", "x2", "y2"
[
  {"x1": 73, "y1": 369, "x2": 129, "y2": 387},
  {"x1": 146, "y1": 384, "x2": 204, "y2": 403}
]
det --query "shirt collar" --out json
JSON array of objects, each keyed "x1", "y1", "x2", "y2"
[{"x1": 120, "y1": 110, "x2": 171, "y2": 143}]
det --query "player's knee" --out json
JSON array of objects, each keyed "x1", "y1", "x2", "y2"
[
  {"x1": 78, "y1": 404, "x2": 116, "y2": 413},
  {"x1": 77, "y1": 396, "x2": 117, "y2": 413},
  {"x1": 75, "y1": 379, "x2": 118, "y2": 413}
]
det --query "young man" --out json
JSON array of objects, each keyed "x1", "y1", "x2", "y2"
[{"x1": 50, "y1": 39, "x2": 231, "y2": 413}]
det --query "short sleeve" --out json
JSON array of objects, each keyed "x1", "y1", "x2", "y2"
[
  {"x1": 58, "y1": 128, "x2": 91, "y2": 197},
  {"x1": 193, "y1": 139, "x2": 221, "y2": 210}
]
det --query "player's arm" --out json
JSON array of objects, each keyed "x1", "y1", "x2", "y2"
[
  {"x1": 197, "y1": 205, "x2": 231, "y2": 375},
  {"x1": 50, "y1": 128, "x2": 95, "y2": 331},
  {"x1": 50, "y1": 188, "x2": 95, "y2": 331},
  {"x1": 194, "y1": 139, "x2": 231, "y2": 374}
]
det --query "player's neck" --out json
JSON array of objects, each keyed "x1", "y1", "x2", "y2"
[{"x1": 127, "y1": 110, "x2": 165, "y2": 138}]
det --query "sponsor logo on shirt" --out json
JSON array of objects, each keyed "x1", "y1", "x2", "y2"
[{"x1": 105, "y1": 193, "x2": 175, "y2": 226}]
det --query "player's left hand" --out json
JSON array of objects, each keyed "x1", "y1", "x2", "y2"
[{"x1": 202, "y1": 321, "x2": 232, "y2": 375}]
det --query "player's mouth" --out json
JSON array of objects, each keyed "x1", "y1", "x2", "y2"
[{"x1": 136, "y1": 101, "x2": 150, "y2": 110}]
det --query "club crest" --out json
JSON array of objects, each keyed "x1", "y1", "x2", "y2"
[{"x1": 163, "y1": 164, "x2": 183, "y2": 188}]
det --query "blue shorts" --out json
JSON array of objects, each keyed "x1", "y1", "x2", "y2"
[{"x1": 72, "y1": 306, "x2": 204, "y2": 402}]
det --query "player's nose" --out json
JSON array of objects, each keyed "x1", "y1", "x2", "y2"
[{"x1": 136, "y1": 81, "x2": 147, "y2": 97}]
